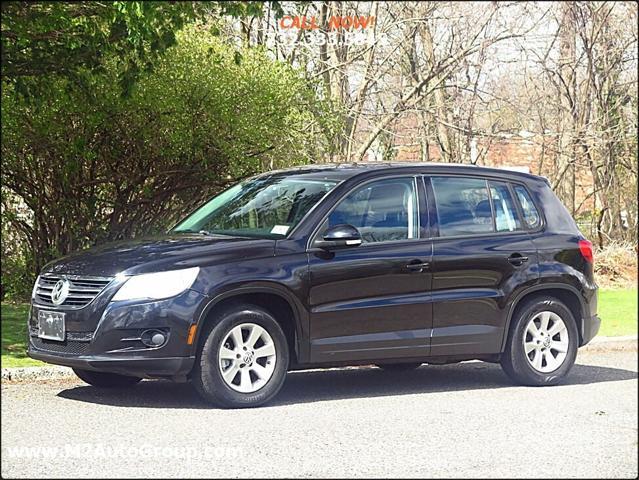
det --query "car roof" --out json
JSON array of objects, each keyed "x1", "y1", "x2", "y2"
[{"x1": 261, "y1": 162, "x2": 547, "y2": 183}]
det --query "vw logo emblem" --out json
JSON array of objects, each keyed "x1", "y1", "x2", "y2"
[{"x1": 51, "y1": 279, "x2": 70, "y2": 305}]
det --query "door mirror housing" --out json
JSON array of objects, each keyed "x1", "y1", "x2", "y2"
[{"x1": 316, "y1": 224, "x2": 362, "y2": 250}]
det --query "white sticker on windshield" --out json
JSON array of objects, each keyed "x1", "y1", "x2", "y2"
[{"x1": 271, "y1": 225, "x2": 290, "y2": 235}]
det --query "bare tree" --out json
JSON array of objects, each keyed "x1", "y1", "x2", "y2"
[{"x1": 221, "y1": 1, "x2": 637, "y2": 245}]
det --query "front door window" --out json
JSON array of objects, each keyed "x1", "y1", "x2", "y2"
[{"x1": 328, "y1": 178, "x2": 419, "y2": 243}]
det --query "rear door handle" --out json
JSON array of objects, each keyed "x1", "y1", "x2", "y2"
[
  {"x1": 507, "y1": 254, "x2": 529, "y2": 266},
  {"x1": 406, "y1": 261, "x2": 430, "y2": 272}
]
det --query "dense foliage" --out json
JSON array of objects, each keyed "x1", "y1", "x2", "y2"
[
  {"x1": 1, "y1": 1, "x2": 276, "y2": 96},
  {"x1": 1, "y1": 25, "x2": 337, "y2": 300}
]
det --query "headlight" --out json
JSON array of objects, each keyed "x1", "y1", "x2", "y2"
[{"x1": 111, "y1": 267, "x2": 200, "y2": 302}]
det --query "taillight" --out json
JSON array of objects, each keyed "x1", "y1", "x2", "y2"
[{"x1": 578, "y1": 239, "x2": 594, "y2": 263}]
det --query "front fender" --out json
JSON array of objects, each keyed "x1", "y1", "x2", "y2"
[{"x1": 192, "y1": 281, "x2": 310, "y2": 361}]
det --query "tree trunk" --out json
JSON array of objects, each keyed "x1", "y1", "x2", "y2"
[
  {"x1": 557, "y1": 1, "x2": 577, "y2": 214},
  {"x1": 420, "y1": 21, "x2": 455, "y2": 162}
]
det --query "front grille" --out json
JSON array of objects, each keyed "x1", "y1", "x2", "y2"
[
  {"x1": 30, "y1": 337, "x2": 91, "y2": 356},
  {"x1": 35, "y1": 274, "x2": 112, "y2": 309},
  {"x1": 66, "y1": 331, "x2": 94, "y2": 342},
  {"x1": 28, "y1": 324, "x2": 93, "y2": 343}
]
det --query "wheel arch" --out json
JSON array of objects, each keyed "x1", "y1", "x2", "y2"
[
  {"x1": 501, "y1": 283, "x2": 586, "y2": 351},
  {"x1": 194, "y1": 284, "x2": 305, "y2": 365}
]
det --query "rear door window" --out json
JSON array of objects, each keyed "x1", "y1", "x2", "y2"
[{"x1": 431, "y1": 177, "x2": 493, "y2": 237}]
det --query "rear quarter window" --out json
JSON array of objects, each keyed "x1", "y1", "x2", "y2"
[{"x1": 513, "y1": 185, "x2": 542, "y2": 230}]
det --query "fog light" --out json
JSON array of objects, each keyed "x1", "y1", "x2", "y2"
[{"x1": 141, "y1": 329, "x2": 167, "y2": 347}]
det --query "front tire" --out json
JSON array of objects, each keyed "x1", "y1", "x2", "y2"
[
  {"x1": 501, "y1": 296, "x2": 578, "y2": 386},
  {"x1": 191, "y1": 304, "x2": 289, "y2": 408},
  {"x1": 73, "y1": 368, "x2": 141, "y2": 388}
]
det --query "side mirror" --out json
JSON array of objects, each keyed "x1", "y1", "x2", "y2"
[{"x1": 316, "y1": 224, "x2": 362, "y2": 251}]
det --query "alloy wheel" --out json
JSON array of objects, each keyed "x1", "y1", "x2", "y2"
[
  {"x1": 218, "y1": 323, "x2": 277, "y2": 393},
  {"x1": 522, "y1": 311, "x2": 569, "y2": 373}
]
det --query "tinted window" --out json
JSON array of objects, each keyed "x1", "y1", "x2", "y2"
[
  {"x1": 431, "y1": 177, "x2": 492, "y2": 236},
  {"x1": 489, "y1": 182, "x2": 522, "y2": 232},
  {"x1": 328, "y1": 178, "x2": 418, "y2": 243},
  {"x1": 513, "y1": 185, "x2": 541, "y2": 229}
]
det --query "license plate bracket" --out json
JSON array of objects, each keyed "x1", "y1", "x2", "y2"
[{"x1": 37, "y1": 310, "x2": 65, "y2": 342}]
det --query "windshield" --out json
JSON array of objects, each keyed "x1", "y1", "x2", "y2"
[{"x1": 172, "y1": 175, "x2": 338, "y2": 238}]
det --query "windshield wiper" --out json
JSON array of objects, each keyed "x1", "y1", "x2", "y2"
[
  {"x1": 197, "y1": 229, "x2": 236, "y2": 237},
  {"x1": 172, "y1": 229, "x2": 215, "y2": 236},
  {"x1": 174, "y1": 229, "x2": 253, "y2": 238}
]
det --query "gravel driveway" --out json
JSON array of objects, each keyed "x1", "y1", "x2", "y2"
[{"x1": 2, "y1": 348, "x2": 637, "y2": 478}]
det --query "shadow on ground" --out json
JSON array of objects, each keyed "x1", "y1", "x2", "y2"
[{"x1": 56, "y1": 360, "x2": 637, "y2": 409}]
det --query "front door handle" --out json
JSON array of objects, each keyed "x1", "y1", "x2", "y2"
[
  {"x1": 507, "y1": 254, "x2": 529, "y2": 266},
  {"x1": 406, "y1": 261, "x2": 430, "y2": 272}
]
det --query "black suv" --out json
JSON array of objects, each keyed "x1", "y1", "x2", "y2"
[{"x1": 28, "y1": 163, "x2": 600, "y2": 408}]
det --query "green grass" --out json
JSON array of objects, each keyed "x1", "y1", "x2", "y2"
[
  {"x1": 1, "y1": 303, "x2": 44, "y2": 368},
  {"x1": 598, "y1": 288, "x2": 638, "y2": 337},
  {"x1": 1, "y1": 288, "x2": 637, "y2": 368}
]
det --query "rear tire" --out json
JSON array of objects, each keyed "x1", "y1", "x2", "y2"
[
  {"x1": 501, "y1": 296, "x2": 578, "y2": 386},
  {"x1": 191, "y1": 304, "x2": 289, "y2": 408},
  {"x1": 376, "y1": 362, "x2": 422, "y2": 371},
  {"x1": 73, "y1": 368, "x2": 142, "y2": 388}
]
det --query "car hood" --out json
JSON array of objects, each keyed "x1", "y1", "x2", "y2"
[{"x1": 42, "y1": 234, "x2": 276, "y2": 277}]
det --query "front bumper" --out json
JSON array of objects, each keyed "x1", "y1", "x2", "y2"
[
  {"x1": 28, "y1": 349, "x2": 195, "y2": 378},
  {"x1": 27, "y1": 289, "x2": 208, "y2": 378}
]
